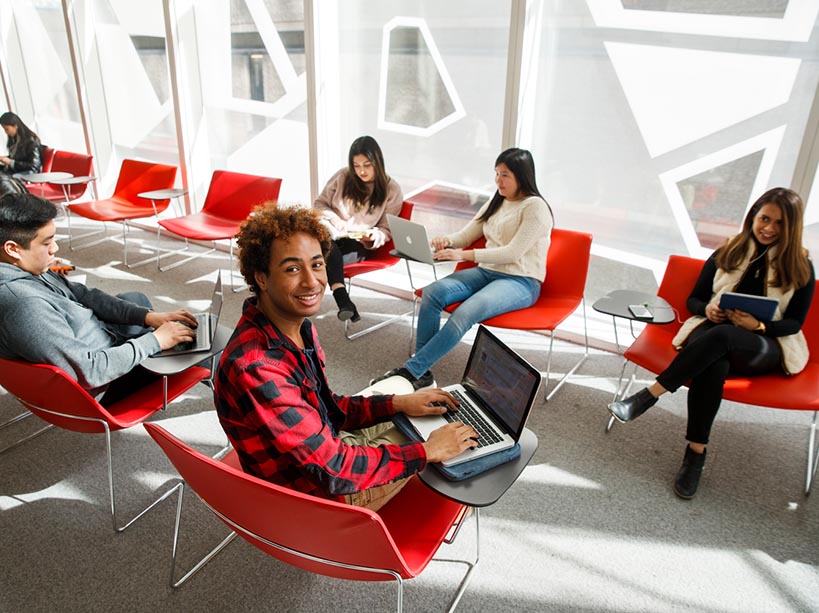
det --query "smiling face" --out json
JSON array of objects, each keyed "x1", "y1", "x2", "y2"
[
  {"x1": 352, "y1": 154, "x2": 375, "y2": 184},
  {"x1": 752, "y1": 203, "x2": 783, "y2": 246},
  {"x1": 254, "y1": 232, "x2": 327, "y2": 334},
  {"x1": 495, "y1": 163, "x2": 521, "y2": 200},
  {"x1": 2, "y1": 220, "x2": 59, "y2": 274}
]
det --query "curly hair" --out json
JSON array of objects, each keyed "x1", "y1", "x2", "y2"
[{"x1": 237, "y1": 203, "x2": 332, "y2": 294}]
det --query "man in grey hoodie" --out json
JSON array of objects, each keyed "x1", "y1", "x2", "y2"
[{"x1": 0, "y1": 193, "x2": 198, "y2": 402}]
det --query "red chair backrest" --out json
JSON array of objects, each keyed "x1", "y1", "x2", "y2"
[
  {"x1": 454, "y1": 228, "x2": 592, "y2": 301},
  {"x1": 111, "y1": 159, "x2": 177, "y2": 204},
  {"x1": 201, "y1": 170, "x2": 283, "y2": 222},
  {"x1": 542, "y1": 228, "x2": 592, "y2": 300},
  {"x1": 0, "y1": 358, "x2": 117, "y2": 433},
  {"x1": 657, "y1": 255, "x2": 705, "y2": 336},
  {"x1": 51, "y1": 150, "x2": 95, "y2": 199},
  {"x1": 800, "y1": 280, "x2": 819, "y2": 365},
  {"x1": 41, "y1": 146, "x2": 55, "y2": 172},
  {"x1": 51, "y1": 149, "x2": 94, "y2": 177},
  {"x1": 144, "y1": 423, "x2": 410, "y2": 580}
]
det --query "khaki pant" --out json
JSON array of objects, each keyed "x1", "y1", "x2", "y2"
[{"x1": 339, "y1": 422, "x2": 411, "y2": 512}]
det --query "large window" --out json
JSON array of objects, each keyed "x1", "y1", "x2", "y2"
[
  {"x1": 0, "y1": 0, "x2": 84, "y2": 154},
  {"x1": 314, "y1": 0, "x2": 510, "y2": 226},
  {"x1": 174, "y1": 0, "x2": 309, "y2": 206},
  {"x1": 521, "y1": 0, "x2": 819, "y2": 294}
]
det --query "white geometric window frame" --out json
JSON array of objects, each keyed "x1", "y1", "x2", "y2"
[
  {"x1": 586, "y1": 0, "x2": 819, "y2": 42},
  {"x1": 659, "y1": 126, "x2": 785, "y2": 259},
  {"x1": 377, "y1": 16, "x2": 465, "y2": 137}
]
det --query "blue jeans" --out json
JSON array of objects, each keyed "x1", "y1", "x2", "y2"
[{"x1": 404, "y1": 267, "x2": 541, "y2": 378}]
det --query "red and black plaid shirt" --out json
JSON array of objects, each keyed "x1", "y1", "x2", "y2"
[{"x1": 215, "y1": 298, "x2": 427, "y2": 500}]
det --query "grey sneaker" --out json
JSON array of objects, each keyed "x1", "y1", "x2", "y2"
[{"x1": 370, "y1": 367, "x2": 435, "y2": 391}]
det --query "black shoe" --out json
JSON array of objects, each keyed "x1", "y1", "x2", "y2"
[
  {"x1": 333, "y1": 287, "x2": 360, "y2": 322},
  {"x1": 673, "y1": 445, "x2": 706, "y2": 499},
  {"x1": 608, "y1": 388, "x2": 658, "y2": 423},
  {"x1": 370, "y1": 367, "x2": 435, "y2": 391},
  {"x1": 337, "y1": 304, "x2": 360, "y2": 322}
]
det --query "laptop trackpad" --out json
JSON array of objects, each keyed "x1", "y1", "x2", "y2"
[{"x1": 410, "y1": 414, "x2": 447, "y2": 441}]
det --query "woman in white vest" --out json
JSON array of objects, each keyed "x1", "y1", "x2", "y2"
[{"x1": 608, "y1": 187, "x2": 814, "y2": 499}]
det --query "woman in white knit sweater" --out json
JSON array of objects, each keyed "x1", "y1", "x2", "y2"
[{"x1": 373, "y1": 148, "x2": 553, "y2": 390}]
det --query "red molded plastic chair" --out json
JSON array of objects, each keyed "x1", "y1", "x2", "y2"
[
  {"x1": 66, "y1": 158, "x2": 177, "y2": 267},
  {"x1": 608, "y1": 255, "x2": 819, "y2": 495},
  {"x1": 40, "y1": 145, "x2": 55, "y2": 172},
  {"x1": 0, "y1": 357, "x2": 210, "y2": 531},
  {"x1": 343, "y1": 201, "x2": 414, "y2": 340},
  {"x1": 412, "y1": 228, "x2": 593, "y2": 401},
  {"x1": 144, "y1": 422, "x2": 477, "y2": 611},
  {"x1": 37, "y1": 150, "x2": 95, "y2": 203},
  {"x1": 157, "y1": 170, "x2": 282, "y2": 290}
]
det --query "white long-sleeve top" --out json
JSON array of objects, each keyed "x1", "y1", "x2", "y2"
[{"x1": 446, "y1": 195, "x2": 552, "y2": 282}]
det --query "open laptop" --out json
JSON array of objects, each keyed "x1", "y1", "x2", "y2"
[
  {"x1": 155, "y1": 272, "x2": 223, "y2": 357},
  {"x1": 407, "y1": 325, "x2": 542, "y2": 466},
  {"x1": 387, "y1": 214, "x2": 437, "y2": 265}
]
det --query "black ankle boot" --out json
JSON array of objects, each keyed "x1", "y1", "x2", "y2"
[
  {"x1": 608, "y1": 388, "x2": 658, "y2": 423},
  {"x1": 333, "y1": 288, "x2": 360, "y2": 322},
  {"x1": 673, "y1": 445, "x2": 706, "y2": 499}
]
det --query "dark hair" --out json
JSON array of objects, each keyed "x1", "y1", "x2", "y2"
[
  {"x1": 341, "y1": 135, "x2": 390, "y2": 214},
  {"x1": 0, "y1": 112, "x2": 39, "y2": 152},
  {"x1": 478, "y1": 148, "x2": 553, "y2": 223},
  {"x1": 715, "y1": 187, "x2": 811, "y2": 289},
  {"x1": 237, "y1": 203, "x2": 332, "y2": 294},
  {"x1": 0, "y1": 192, "x2": 58, "y2": 248}
]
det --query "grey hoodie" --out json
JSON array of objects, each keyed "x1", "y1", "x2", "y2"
[{"x1": 0, "y1": 263, "x2": 160, "y2": 392}]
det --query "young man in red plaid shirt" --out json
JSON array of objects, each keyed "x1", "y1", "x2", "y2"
[{"x1": 215, "y1": 205, "x2": 477, "y2": 511}]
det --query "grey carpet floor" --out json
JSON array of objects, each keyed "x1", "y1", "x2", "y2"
[{"x1": 2, "y1": 221, "x2": 818, "y2": 612}]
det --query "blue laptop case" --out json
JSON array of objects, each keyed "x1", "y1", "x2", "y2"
[{"x1": 392, "y1": 413, "x2": 521, "y2": 481}]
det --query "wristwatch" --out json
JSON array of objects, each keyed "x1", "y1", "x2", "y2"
[{"x1": 754, "y1": 321, "x2": 766, "y2": 334}]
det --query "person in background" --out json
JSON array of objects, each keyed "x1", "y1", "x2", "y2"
[
  {"x1": 608, "y1": 187, "x2": 814, "y2": 499},
  {"x1": 0, "y1": 112, "x2": 42, "y2": 176},
  {"x1": 313, "y1": 135, "x2": 403, "y2": 322},
  {"x1": 0, "y1": 193, "x2": 198, "y2": 404},
  {"x1": 215, "y1": 204, "x2": 477, "y2": 512},
  {"x1": 372, "y1": 147, "x2": 553, "y2": 390}
]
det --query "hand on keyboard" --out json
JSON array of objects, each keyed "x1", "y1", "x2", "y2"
[
  {"x1": 423, "y1": 422, "x2": 480, "y2": 464},
  {"x1": 152, "y1": 320, "x2": 197, "y2": 350},
  {"x1": 392, "y1": 388, "x2": 459, "y2": 416}
]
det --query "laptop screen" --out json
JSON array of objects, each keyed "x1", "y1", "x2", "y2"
[
  {"x1": 208, "y1": 272, "x2": 224, "y2": 341},
  {"x1": 462, "y1": 326, "x2": 541, "y2": 439}
]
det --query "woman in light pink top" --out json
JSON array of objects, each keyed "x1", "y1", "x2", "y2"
[{"x1": 313, "y1": 136, "x2": 403, "y2": 322}]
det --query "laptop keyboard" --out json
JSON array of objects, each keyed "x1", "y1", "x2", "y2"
[
  {"x1": 172, "y1": 313, "x2": 211, "y2": 352},
  {"x1": 438, "y1": 389, "x2": 503, "y2": 448}
]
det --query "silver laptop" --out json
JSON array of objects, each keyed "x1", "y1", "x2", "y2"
[
  {"x1": 156, "y1": 272, "x2": 223, "y2": 356},
  {"x1": 387, "y1": 214, "x2": 437, "y2": 265},
  {"x1": 408, "y1": 325, "x2": 542, "y2": 466}
]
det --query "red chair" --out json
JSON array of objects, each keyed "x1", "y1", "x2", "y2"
[
  {"x1": 35, "y1": 150, "x2": 96, "y2": 203},
  {"x1": 157, "y1": 170, "x2": 282, "y2": 291},
  {"x1": 66, "y1": 158, "x2": 177, "y2": 267},
  {"x1": 40, "y1": 145, "x2": 55, "y2": 172},
  {"x1": 144, "y1": 422, "x2": 477, "y2": 610},
  {"x1": 608, "y1": 255, "x2": 819, "y2": 495},
  {"x1": 0, "y1": 357, "x2": 210, "y2": 531},
  {"x1": 343, "y1": 201, "x2": 414, "y2": 340},
  {"x1": 412, "y1": 228, "x2": 592, "y2": 401}
]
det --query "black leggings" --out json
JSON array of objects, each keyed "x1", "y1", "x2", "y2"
[
  {"x1": 656, "y1": 323, "x2": 781, "y2": 445},
  {"x1": 325, "y1": 238, "x2": 369, "y2": 286}
]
